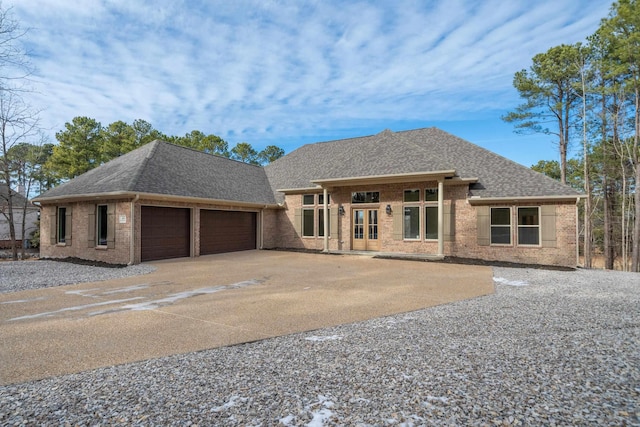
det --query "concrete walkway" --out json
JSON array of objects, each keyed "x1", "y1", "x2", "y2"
[{"x1": 0, "y1": 250, "x2": 494, "y2": 385}]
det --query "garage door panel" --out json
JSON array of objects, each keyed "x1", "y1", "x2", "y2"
[
  {"x1": 200, "y1": 210, "x2": 256, "y2": 255},
  {"x1": 141, "y1": 207, "x2": 190, "y2": 262}
]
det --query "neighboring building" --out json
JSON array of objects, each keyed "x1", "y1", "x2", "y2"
[
  {"x1": 0, "y1": 188, "x2": 39, "y2": 249},
  {"x1": 33, "y1": 128, "x2": 583, "y2": 267}
]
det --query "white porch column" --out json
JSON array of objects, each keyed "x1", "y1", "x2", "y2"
[
  {"x1": 437, "y1": 178, "x2": 444, "y2": 257},
  {"x1": 323, "y1": 187, "x2": 329, "y2": 253}
]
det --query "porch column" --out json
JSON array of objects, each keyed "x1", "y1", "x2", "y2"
[
  {"x1": 437, "y1": 178, "x2": 444, "y2": 257},
  {"x1": 323, "y1": 187, "x2": 329, "y2": 253}
]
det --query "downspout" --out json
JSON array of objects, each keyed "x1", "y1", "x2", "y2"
[
  {"x1": 576, "y1": 197, "x2": 580, "y2": 268},
  {"x1": 129, "y1": 194, "x2": 139, "y2": 265},
  {"x1": 323, "y1": 188, "x2": 329, "y2": 253},
  {"x1": 437, "y1": 178, "x2": 444, "y2": 257}
]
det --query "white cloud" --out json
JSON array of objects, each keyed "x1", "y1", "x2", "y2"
[{"x1": 12, "y1": 0, "x2": 611, "y2": 155}]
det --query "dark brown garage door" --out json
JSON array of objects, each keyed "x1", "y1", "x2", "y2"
[
  {"x1": 141, "y1": 206, "x2": 191, "y2": 262},
  {"x1": 200, "y1": 210, "x2": 256, "y2": 255}
]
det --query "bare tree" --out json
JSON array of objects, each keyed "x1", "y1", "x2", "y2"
[
  {"x1": 0, "y1": 3, "x2": 39, "y2": 260},
  {"x1": 0, "y1": 91, "x2": 39, "y2": 259},
  {"x1": 0, "y1": 3, "x2": 31, "y2": 92}
]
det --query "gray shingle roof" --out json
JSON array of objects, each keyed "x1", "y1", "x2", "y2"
[
  {"x1": 264, "y1": 127, "x2": 581, "y2": 200},
  {"x1": 35, "y1": 141, "x2": 277, "y2": 205}
]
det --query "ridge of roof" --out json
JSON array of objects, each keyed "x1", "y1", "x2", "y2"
[
  {"x1": 125, "y1": 140, "x2": 161, "y2": 192},
  {"x1": 265, "y1": 127, "x2": 581, "y2": 200}
]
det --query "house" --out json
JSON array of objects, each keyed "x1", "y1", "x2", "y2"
[
  {"x1": 33, "y1": 128, "x2": 583, "y2": 267},
  {"x1": 0, "y1": 188, "x2": 39, "y2": 249}
]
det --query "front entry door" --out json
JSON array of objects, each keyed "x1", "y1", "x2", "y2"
[{"x1": 352, "y1": 209, "x2": 380, "y2": 251}]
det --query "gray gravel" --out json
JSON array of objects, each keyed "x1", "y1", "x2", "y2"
[
  {"x1": 1, "y1": 266, "x2": 638, "y2": 426},
  {"x1": 0, "y1": 260, "x2": 156, "y2": 293}
]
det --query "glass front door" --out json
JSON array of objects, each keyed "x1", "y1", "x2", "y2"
[{"x1": 352, "y1": 209, "x2": 380, "y2": 251}]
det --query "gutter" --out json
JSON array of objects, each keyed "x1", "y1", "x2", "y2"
[
  {"x1": 467, "y1": 194, "x2": 586, "y2": 205},
  {"x1": 33, "y1": 191, "x2": 281, "y2": 209}
]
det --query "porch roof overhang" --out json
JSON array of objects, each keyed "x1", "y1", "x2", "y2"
[
  {"x1": 32, "y1": 191, "x2": 282, "y2": 209},
  {"x1": 467, "y1": 195, "x2": 585, "y2": 206},
  {"x1": 308, "y1": 170, "x2": 464, "y2": 188}
]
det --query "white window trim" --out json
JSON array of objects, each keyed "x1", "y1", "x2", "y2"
[
  {"x1": 302, "y1": 208, "x2": 315, "y2": 238},
  {"x1": 402, "y1": 188, "x2": 421, "y2": 240},
  {"x1": 403, "y1": 205, "x2": 421, "y2": 240},
  {"x1": 424, "y1": 205, "x2": 439, "y2": 241},
  {"x1": 351, "y1": 190, "x2": 381, "y2": 204},
  {"x1": 517, "y1": 206, "x2": 541, "y2": 247},
  {"x1": 96, "y1": 204, "x2": 108, "y2": 247},
  {"x1": 57, "y1": 206, "x2": 67, "y2": 245},
  {"x1": 424, "y1": 187, "x2": 439, "y2": 241},
  {"x1": 490, "y1": 206, "x2": 513, "y2": 246}
]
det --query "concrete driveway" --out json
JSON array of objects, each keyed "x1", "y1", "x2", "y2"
[{"x1": 0, "y1": 250, "x2": 494, "y2": 385}]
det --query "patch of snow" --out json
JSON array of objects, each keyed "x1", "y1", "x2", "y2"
[
  {"x1": 65, "y1": 288, "x2": 102, "y2": 297},
  {"x1": 306, "y1": 395, "x2": 335, "y2": 427},
  {"x1": 425, "y1": 395, "x2": 449, "y2": 404},
  {"x1": 494, "y1": 277, "x2": 529, "y2": 287},
  {"x1": 211, "y1": 395, "x2": 247, "y2": 412},
  {"x1": 122, "y1": 279, "x2": 264, "y2": 311},
  {"x1": 0, "y1": 296, "x2": 47, "y2": 304},
  {"x1": 399, "y1": 415, "x2": 426, "y2": 427},
  {"x1": 8, "y1": 297, "x2": 145, "y2": 321},
  {"x1": 280, "y1": 414, "x2": 295, "y2": 426},
  {"x1": 101, "y1": 284, "x2": 150, "y2": 295},
  {"x1": 304, "y1": 335, "x2": 342, "y2": 342}
]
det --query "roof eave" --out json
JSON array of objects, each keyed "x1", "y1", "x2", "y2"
[
  {"x1": 33, "y1": 191, "x2": 281, "y2": 209},
  {"x1": 311, "y1": 170, "x2": 457, "y2": 187},
  {"x1": 467, "y1": 194, "x2": 585, "y2": 205},
  {"x1": 276, "y1": 186, "x2": 322, "y2": 194}
]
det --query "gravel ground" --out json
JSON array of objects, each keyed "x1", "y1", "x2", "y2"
[
  {"x1": 1, "y1": 266, "x2": 638, "y2": 426},
  {"x1": 0, "y1": 260, "x2": 156, "y2": 293}
]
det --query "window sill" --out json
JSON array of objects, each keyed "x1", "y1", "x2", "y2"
[
  {"x1": 56, "y1": 243, "x2": 67, "y2": 247},
  {"x1": 95, "y1": 245, "x2": 108, "y2": 251}
]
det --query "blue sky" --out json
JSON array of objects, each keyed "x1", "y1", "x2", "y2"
[{"x1": 13, "y1": 0, "x2": 611, "y2": 167}]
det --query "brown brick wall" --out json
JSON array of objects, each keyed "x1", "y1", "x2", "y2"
[
  {"x1": 453, "y1": 202, "x2": 577, "y2": 267},
  {"x1": 273, "y1": 183, "x2": 578, "y2": 267},
  {"x1": 40, "y1": 198, "x2": 274, "y2": 265},
  {"x1": 40, "y1": 200, "x2": 132, "y2": 265}
]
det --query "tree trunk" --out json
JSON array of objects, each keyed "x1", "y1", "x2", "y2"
[
  {"x1": 631, "y1": 83, "x2": 640, "y2": 272},
  {"x1": 633, "y1": 161, "x2": 640, "y2": 272},
  {"x1": 603, "y1": 179, "x2": 615, "y2": 270}
]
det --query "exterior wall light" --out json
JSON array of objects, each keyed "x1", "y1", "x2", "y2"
[
  {"x1": 338, "y1": 205, "x2": 345, "y2": 216},
  {"x1": 386, "y1": 204, "x2": 392, "y2": 215}
]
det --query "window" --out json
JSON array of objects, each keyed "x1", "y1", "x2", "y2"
[
  {"x1": 97, "y1": 205, "x2": 108, "y2": 246},
  {"x1": 425, "y1": 188, "x2": 438, "y2": 202},
  {"x1": 318, "y1": 208, "x2": 330, "y2": 237},
  {"x1": 403, "y1": 190, "x2": 420, "y2": 239},
  {"x1": 403, "y1": 207, "x2": 420, "y2": 239},
  {"x1": 518, "y1": 207, "x2": 540, "y2": 245},
  {"x1": 491, "y1": 207, "x2": 511, "y2": 244},
  {"x1": 302, "y1": 209, "x2": 314, "y2": 237},
  {"x1": 424, "y1": 188, "x2": 439, "y2": 240},
  {"x1": 352, "y1": 191, "x2": 380, "y2": 203},
  {"x1": 318, "y1": 194, "x2": 330, "y2": 205},
  {"x1": 303, "y1": 194, "x2": 314, "y2": 205},
  {"x1": 404, "y1": 189, "x2": 420, "y2": 202},
  {"x1": 57, "y1": 207, "x2": 66, "y2": 243},
  {"x1": 425, "y1": 206, "x2": 438, "y2": 240}
]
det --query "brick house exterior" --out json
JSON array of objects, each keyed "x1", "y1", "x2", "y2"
[{"x1": 34, "y1": 128, "x2": 582, "y2": 267}]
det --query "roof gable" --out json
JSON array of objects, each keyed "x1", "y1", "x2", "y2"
[{"x1": 264, "y1": 127, "x2": 580, "y2": 200}]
